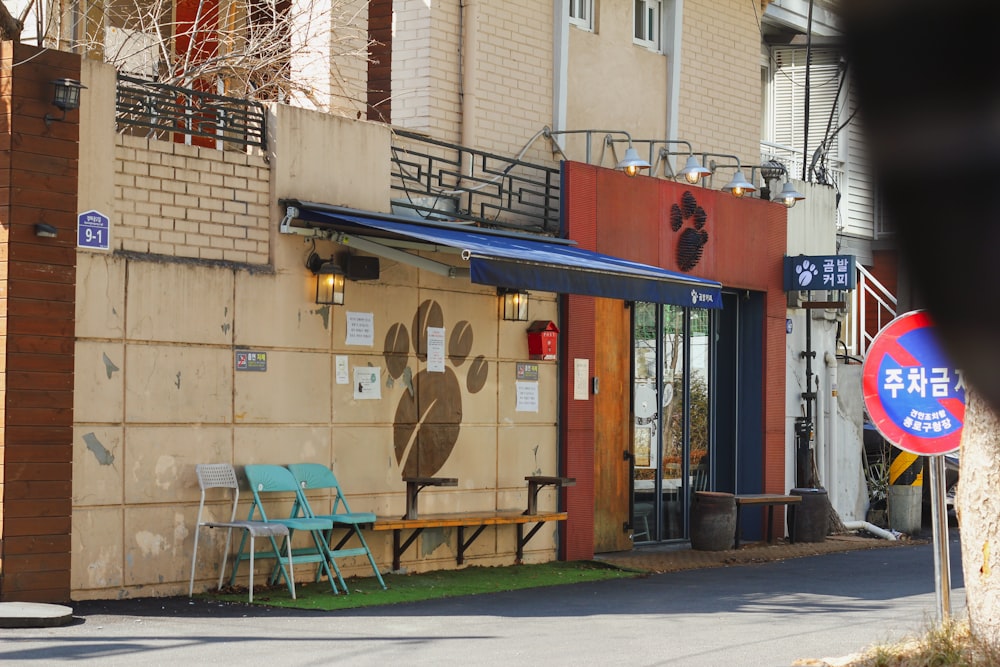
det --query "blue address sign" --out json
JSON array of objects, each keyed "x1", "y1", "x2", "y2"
[{"x1": 78, "y1": 210, "x2": 110, "y2": 250}]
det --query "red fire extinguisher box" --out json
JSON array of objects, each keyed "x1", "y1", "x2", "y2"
[{"x1": 527, "y1": 320, "x2": 559, "y2": 360}]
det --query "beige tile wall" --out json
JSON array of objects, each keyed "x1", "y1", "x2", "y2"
[{"x1": 72, "y1": 123, "x2": 562, "y2": 598}]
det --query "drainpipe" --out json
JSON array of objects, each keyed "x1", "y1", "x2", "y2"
[
  {"x1": 553, "y1": 0, "x2": 569, "y2": 134},
  {"x1": 799, "y1": 308, "x2": 817, "y2": 487},
  {"x1": 825, "y1": 351, "x2": 839, "y2": 510},
  {"x1": 664, "y1": 0, "x2": 685, "y2": 144},
  {"x1": 460, "y1": 0, "x2": 479, "y2": 174},
  {"x1": 843, "y1": 521, "x2": 896, "y2": 541},
  {"x1": 814, "y1": 371, "x2": 825, "y2": 488}
]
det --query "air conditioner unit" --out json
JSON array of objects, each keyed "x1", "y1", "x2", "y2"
[
  {"x1": 105, "y1": 26, "x2": 160, "y2": 78},
  {"x1": 786, "y1": 290, "x2": 807, "y2": 309}
]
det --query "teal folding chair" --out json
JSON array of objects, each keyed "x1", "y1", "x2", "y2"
[
  {"x1": 287, "y1": 463, "x2": 387, "y2": 590},
  {"x1": 234, "y1": 464, "x2": 342, "y2": 594}
]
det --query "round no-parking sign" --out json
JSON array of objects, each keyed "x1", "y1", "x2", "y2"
[{"x1": 862, "y1": 310, "x2": 965, "y2": 455}]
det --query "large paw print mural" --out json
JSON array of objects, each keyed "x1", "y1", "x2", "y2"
[
  {"x1": 670, "y1": 190, "x2": 709, "y2": 271},
  {"x1": 383, "y1": 300, "x2": 489, "y2": 478}
]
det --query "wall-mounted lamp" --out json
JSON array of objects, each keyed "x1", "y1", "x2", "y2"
[
  {"x1": 306, "y1": 252, "x2": 345, "y2": 306},
  {"x1": 640, "y1": 140, "x2": 712, "y2": 184},
  {"x1": 614, "y1": 145, "x2": 651, "y2": 177},
  {"x1": 705, "y1": 154, "x2": 757, "y2": 197},
  {"x1": 776, "y1": 180, "x2": 806, "y2": 208},
  {"x1": 499, "y1": 287, "x2": 529, "y2": 321},
  {"x1": 541, "y1": 127, "x2": 649, "y2": 176},
  {"x1": 44, "y1": 78, "x2": 86, "y2": 126},
  {"x1": 677, "y1": 155, "x2": 712, "y2": 184},
  {"x1": 34, "y1": 223, "x2": 58, "y2": 238}
]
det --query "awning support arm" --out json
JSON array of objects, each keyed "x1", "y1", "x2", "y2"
[
  {"x1": 279, "y1": 205, "x2": 469, "y2": 279},
  {"x1": 329, "y1": 231, "x2": 470, "y2": 279}
]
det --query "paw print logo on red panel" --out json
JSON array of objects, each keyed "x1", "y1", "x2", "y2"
[{"x1": 669, "y1": 190, "x2": 709, "y2": 271}]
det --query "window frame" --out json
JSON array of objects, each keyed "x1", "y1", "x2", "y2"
[
  {"x1": 633, "y1": 0, "x2": 661, "y2": 51},
  {"x1": 569, "y1": 0, "x2": 594, "y2": 31}
]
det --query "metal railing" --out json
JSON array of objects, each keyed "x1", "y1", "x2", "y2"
[
  {"x1": 759, "y1": 141, "x2": 844, "y2": 191},
  {"x1": 390, "y1": 130, "x2": 561, "y2": 234},
  {"x1": 845, "y1": 263, "x2": 897, "y2": 357},
  {"x1": 115, "y1": 74, "x2": 267, "y2": 150}
]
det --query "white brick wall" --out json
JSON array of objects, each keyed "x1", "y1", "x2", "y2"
[{"x1": 114, "y1": 136, "x2": 270, "y2": 265}]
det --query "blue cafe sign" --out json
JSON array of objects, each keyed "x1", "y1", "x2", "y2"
[{"x1": 783, "y1": 254, "x2": 857, "y2": 292}]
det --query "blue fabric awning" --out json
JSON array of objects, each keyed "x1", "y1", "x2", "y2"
[{"x1": 288, "y1": 204, "x2": 722, "y2": 309}]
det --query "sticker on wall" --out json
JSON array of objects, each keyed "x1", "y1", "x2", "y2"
[
  {"x1": 516, "y1": 362, "x2": 539, "y2": 381},
  {"x1": 346, "y1": 312, "x2": 375, "y2": 346},
  {"x1": 336, "y1": 355, "x2": 349, "y2": 384},
  {"x1": 235, "y1": 350, "x2": 267, "y2": 372},
  {"x1": 78, "y1": 210, "x2": 110, "y2": 250},
  {"x1": 354, "y1": 366, "x2": 382, "y2": 400}
]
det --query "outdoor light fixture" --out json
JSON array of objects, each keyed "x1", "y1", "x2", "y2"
[
  {"x1": 641, "y1": 140, "x2": 711, "y2": 184},
  {"x1": 614, "y1": 145, "x2": 651, "y2": 177},
  {"x1": 721, "y1": 169, "x2": 755, "y2": 197},
  {"x1": 44, "y1": 78, "x2": 86, "y2": 126},
  {"x1": 34, "y1": 223, "x2": 58, "y2": 238},
  {"x1": 541, "y1": 127, "x2": 650, "y2": 176},
  {"x1": 777, "y1": 180, "x2": 806, "y2": 208},
  {"x1": 499, "y1": 287, "x2": 529, "y2": 321},
  {"x1": 704, "y1": 154, "x2": 757, "y2": 198},
  {"x1": 307, "y1": 252, "x2": 345, "y2": 306},
  {"x1": 677, "y1": 155, "x2": 712, "y2": 184}
]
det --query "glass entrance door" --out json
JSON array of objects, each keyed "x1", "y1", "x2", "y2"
[{"x1": 631, "y1": 302, "x2": 713, "y2": 542}]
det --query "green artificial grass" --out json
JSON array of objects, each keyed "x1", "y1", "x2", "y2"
[{"x1": 206, "y1": 560, "x2": 639, "y2": 611}]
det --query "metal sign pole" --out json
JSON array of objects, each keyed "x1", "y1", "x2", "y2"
[
  {"x1": 863, "y1": 312, "x2": 962, "y2": 624},
  {"x1": 929, "y1": 454, "x2": 952, "y2": 621}
]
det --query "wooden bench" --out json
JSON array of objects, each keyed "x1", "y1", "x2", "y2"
[
  {"x1": 374, "y1": 475, "x2": 575, "y2": 570},
  {"x1": 372, "y1": 510, "x2": 568, "y2": 570},
  {"x1": 734, "y1": 494, "x2": 802, "y2": 548}
]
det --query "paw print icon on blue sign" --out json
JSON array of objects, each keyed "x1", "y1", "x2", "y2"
[{"x1": 794, "y1": 260, "x2": 819, "y2": 287}]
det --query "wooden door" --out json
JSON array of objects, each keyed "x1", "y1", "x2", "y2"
[{"x1": 592, "y1": 298, "x2": 633, "y2": 553}]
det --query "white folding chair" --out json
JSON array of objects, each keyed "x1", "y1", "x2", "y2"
[{"x1": 189, "y1": 463, "x2": 296, "y2": 602}]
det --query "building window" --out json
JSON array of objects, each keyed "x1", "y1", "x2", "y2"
[
  {"x1": 569, "y1": 0, "x2": 594, "y2": 30},
  {"x1": 634, "y1": 0, "x2": 660, "y2": 51}
]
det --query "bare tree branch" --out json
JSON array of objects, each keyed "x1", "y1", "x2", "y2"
[
  {"x1": 0, "y1": 0, "x2": 24, "y2": 42},
  {"x1": 73, "y1": 0, "x2": 372, "y2": 115}
]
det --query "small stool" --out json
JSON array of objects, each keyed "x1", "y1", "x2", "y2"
[{"x1": 633, "y1": 502, "x2": 653, "y2": 541}]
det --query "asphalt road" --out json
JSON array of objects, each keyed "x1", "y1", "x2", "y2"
[{"x1": 3, "y1": 529, "x2": 964, "y2": 667}]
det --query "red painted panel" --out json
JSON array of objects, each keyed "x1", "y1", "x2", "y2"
[
  {"x1": 562, "y1": 160, "x2": 790, "y2": 549},
  {"x1": 574, "y1": 162, "x2": 788, "y2": 292},
  {"x1": 175, "y1": 0, "x2": 220, "y2": 67}
]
